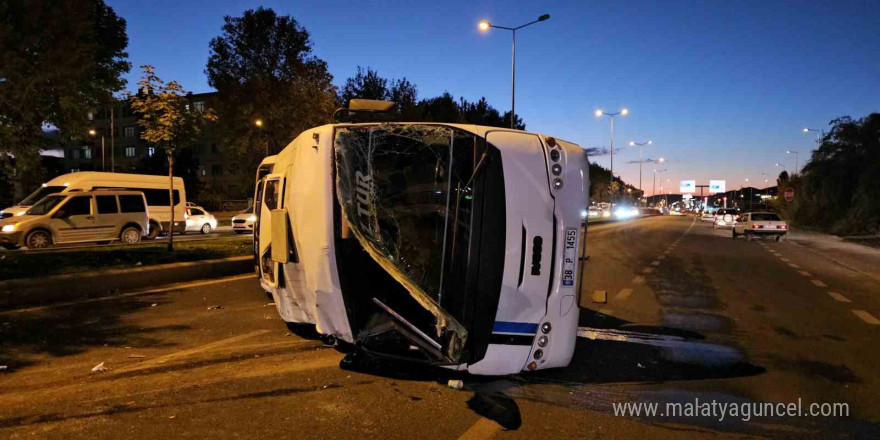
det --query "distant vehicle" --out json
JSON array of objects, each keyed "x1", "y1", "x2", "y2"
[
  {"x1": 231, "y1": 206, "x2": 255, "y2": 234},
  {"x1": 700, "y1": 210, "x2": 715, "y2": 222},
  {"x1": 713, "y1": 208, "x2": 739, "y2": 229},
  {"x1": 185, "y1": 205, "x2": 217, "y2": 234},
  {"x1": 587, "y1": 206, "x2": 601, "y2": 218},
  {"x1": 0, "y1": 190, "x2": 148, "y2": 249},
  {"x1": 0, "y1": 172, "x2": 186, "y2": 239},
  {"x1": 614, "y1": 205, "x2": 639, "y2": 219},
  {"x1": 733, "y1": 212, "x2": 788, "y2": 241},
  {"x1": 254, "y1": 116, "x2": 588, "y2": 375}
]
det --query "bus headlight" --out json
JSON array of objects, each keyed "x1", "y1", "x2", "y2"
[
  {"x1": 2, "y1": 224, "x2": 15, "y2": 233},
  {"x1": 541, "y1": 322, "x2": 551, "y2": 334},
  {"x1": 551, "y1": 163, "x2": 562, "y2": 176},
  {"x1": 552, "y1": 178, "x2": 563, "y2": 189},
  {"x1": 537, "y1": 335, "x2": 548, "y2": 347}
]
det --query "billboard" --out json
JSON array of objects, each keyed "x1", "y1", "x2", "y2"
[
  {"x1": 709, "y1": 180, "x2": 726, "y2": 193},
  {"x1": 680, "y1": 180, "x2": 696, "y2": 193}
]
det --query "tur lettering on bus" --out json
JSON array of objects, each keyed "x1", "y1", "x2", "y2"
[{"x1": 355, "y1": 170, "x2": 373, "y2": 234}]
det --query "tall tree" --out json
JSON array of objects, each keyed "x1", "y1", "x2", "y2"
[
  {"x1": 206, "y1": 7, "x2": 336, "y2": 197},
  {"x1": 128, "y1": 66, "x2": 216, "y2": 251},
  {"x1": 0, "y1": 0, "x2": 129, "y2": 199},
  {"x1": 339, "y1": 66, "x2": 389, "y2": 104}
]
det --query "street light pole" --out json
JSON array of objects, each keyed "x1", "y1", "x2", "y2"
[
  {"x1": 89, "y1": 129, "x2": 104, "y2": 171},
  {"x1": 652, "y1": 167, "x2": 667, "y2": 207},
  {"x1": 595, "y1": 108, "x2": 629, "y2": 211},
  {"x1": 255, "y1": 118, "x2": 266, "y2": 156},
  {"x1": 478, "y1": 14, "x2": 550, "y2": 129},
  {"x1": 786, "y1": 149, "x2": 799, "y2": 175},
  {"x1": 629, "y1": 140, "x2": 652, "y2": 205}
]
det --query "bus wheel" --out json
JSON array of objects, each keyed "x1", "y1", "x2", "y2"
[
  {"x1": 26, "y1": 230, "x2": 52, "y2": 249},
  {"x1": 120, "y1": 226, "x2": 142, "y2": 245},
  {"x1": 146, "y1": 222, "x2": 159, "y2": 240}
]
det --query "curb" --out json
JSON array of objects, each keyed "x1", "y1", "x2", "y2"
[{"x1": 0, "y1": 255, "x2": 253, "y2": 310}]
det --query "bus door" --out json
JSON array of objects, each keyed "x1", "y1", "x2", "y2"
[{"x1": 258, "y1": 175, "x2": 284, "y2": 286}]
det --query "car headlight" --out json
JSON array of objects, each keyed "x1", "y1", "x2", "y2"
[
  {"x1": 580, "y1": 210, "x2": 587, "y2": 219},
  {"x1": 16, "y1": 211, "x2": 26, "y2": 216},
  {"x1": 2, "y1": 224, "x2": 16, "y2": 233},
  {"x1": 247, "y1": 215, "x2": 257, "y2": 222}
]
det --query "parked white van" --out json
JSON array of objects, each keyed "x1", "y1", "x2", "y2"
[{"x1": 0, "y1": 172, "x2": 186, "y2": 239}]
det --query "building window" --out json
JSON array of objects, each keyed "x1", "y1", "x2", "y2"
[
  {"x1": 147, "y1": 147, "x2": 156, "y2": 157},
  {"x1": 82, "y1": 148, "x2": 92, "y2": 159},
  {"x1": 212, "y1": 165, "x2": 222, "y2": 176},
  {"x1": 199, "y1": 166, "x2": 206, "y2": 176},
  {"x1": 70, "y1": 149, "x2": 80, "y2": 159},
  {"x1": 124, "y1": 126, "x2": 135, "y2": 138},
  {"x1": 125, "y1": 146, "x2": 136, "y2": 157},
  {"x1": 194, "y1": 101, "x2": 205, "y2": 112},
  {"x1": 70, "y1": 168, "x2": 80, "y2": 173}
]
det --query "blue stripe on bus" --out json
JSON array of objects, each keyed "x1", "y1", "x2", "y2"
[{"x1": 492, "y1": 321, "x2": 539, "y2": 334}]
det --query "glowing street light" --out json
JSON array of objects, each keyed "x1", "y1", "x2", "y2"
[
  {"x1": 478, "y1": 14, "x2": 550, "y2": 128},
  {"x1": 595, "y1": 108, "x2": 629, "y2": 210},
  {"x1": 88, "y1": 128, "x2": 105, "y2": 171},
  {"x1": 786, "y1": 149, "x2": 799, "y2": 175},
  {"x1": 254, "y1": 119, "x2": 264, "y2": 128}
]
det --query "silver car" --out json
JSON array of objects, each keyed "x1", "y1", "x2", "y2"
[{"x1": 0, "y1": 190, "x2": 149, "y2": 249}]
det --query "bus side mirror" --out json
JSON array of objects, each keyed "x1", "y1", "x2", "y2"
[{"x1": 271, "y1": 208, "x2": 289, "y2": 264}]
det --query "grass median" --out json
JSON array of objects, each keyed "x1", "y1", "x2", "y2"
[{"x1": 0, "y1": 237, "x2": 252, "y2": 281}]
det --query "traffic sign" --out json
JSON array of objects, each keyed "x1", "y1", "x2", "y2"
[
  {"x1": 784, "y1": 187, "x2": 795, "y2": 202},
  {"x1": 709, "y1": 180, "x2": 726, "y2": 193},
  {"x1": 680, "y1": 180, "x2": 696, "y2": 193}
]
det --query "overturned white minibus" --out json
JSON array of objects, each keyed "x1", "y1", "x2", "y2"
[{"x1": 255, "y1": 118, "x2": 589, "y2": 375}]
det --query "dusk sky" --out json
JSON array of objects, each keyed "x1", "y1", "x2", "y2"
[{"x1": 109, "y1": 0, "x2": 880, "y2": 195}]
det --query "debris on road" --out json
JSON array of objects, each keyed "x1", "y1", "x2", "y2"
[
  {"x1": 264, "y1": 302, "x2": 275, "y2": 307},
  {"x1": 0, "y1": 365, "x2": 8, "y2": 371},
  {"x1": 207, "y1": 305, "x2": 224, "y2": 310},
  {"x1": 128, "y1": 355, "x2": 146, "y2": 359},
  {"x1": 90, "y1": 362, "x2": 107, "y2": 373},
  {"x1": 447, "y1": 380, "x2": 464, "y2": 390},
  {"x1": 151, "y1": 303, "x2": 158, "y2": 307}
]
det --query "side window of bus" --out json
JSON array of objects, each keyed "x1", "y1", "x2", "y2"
[
  {"x1": 264, "y1": 180, "x2": 280, "y2": 210},
  {"x1": 119, "y1": 195, "x2": 147, "y2": 213},
  {"x1": 141, "y1": 189, "x2": 181, "y2": 206}
]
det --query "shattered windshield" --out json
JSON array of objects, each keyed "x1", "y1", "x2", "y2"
[{"x1": 334, "y1": 124, "x2": 480, "y2": 352}]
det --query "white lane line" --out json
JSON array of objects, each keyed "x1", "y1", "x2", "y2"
[
  {"x1": 651, "y1": 260, "x2": 661, "y2": 266},
  {"x1": 780, "y1": 258, "x2": 791, "y2": 262},
  {"x1": 798, "y1": 270, "x2": 811, "y2": 277},
  {"x1": 1, "y1": 274, "x2": 259, "y2": 315},
  {"x1": 616, "y1": 288, "x2": 633, "y2": 300},
  {"x1": 827, "y1": 292, "x2": 851, "y2": 303},
  {"x1": 811, "y1": 279, "x2": 828, "y2": 287},
  {"x1": 788, "y1": 263, "x2": 801, "y2": 269},
  {"x1": 642, "y1": 267, "x2": 654, "y2": 274},
  {"x1": 632, "y1": 275, "x2": 645, "y2": 284},
  {"x1": 852, "y1": 310, "x2": 880, "y2": 325},
  {"x1": 657, "y1": 255, "x2": 666, "y2": 260}
]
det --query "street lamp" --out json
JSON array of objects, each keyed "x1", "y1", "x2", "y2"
[
  {"x1": 255, "y1": 118, "x2": 267, "y2": 156},
  {"x1": 478, "y1": 14, "x2": 550, "y2": 129},
  {"x1": 595, "y1": 108, "x2": 628, "y2": 210},
  {"x1": 88, "y1": 129, "x2": 105, "y2": 172},
  {"x1": 652, "y1": 167, "x2": 667, "y2": 207},
  {"x1": 786, "y1": 149, "x2": 799, "y2": 175},
  {"x1": 629, "y1": 139, "x2": 652, "y2": 204}
]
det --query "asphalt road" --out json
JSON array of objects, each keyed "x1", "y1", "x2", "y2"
[{"x1": 1, "y1": 216, "x2": 878, "y2": 439}]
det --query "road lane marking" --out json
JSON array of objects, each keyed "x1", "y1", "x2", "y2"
[
  {"x1": 852, "y1": 310, "x2": 880, "y2": 325},
  {"x1": 811, "y1": 280, "x2": 828, "y2": 287},
  {"x1": 114, "y1": 330, "x2": 272, "y2": 373},
  {"x1": 632, "y1": 275, "x2": 645, "y2": 284},
  {"x1": 788, "y1": 263, "x2": 801, "y2": 269},
  {"x1": 457, "y1": 417, "x2": 503, "y2": 440},
  {"x1": 828, "y1": 292, "x2": 851, "y2": 303},
  {"x1": 642, "y1": 267, "x2": 654, "y2": 274},
  {"x1": 616, "y1": 288, "x2": 633, "y2": 300},
  {"x1": 651, "y1": 260, "x2": 660, "y2": 266},
  {"x1": 798, "y1": 270, "x2": 811, "y2": 277},
  {"x1": 657, "y1": 255, "x2": 666, "y2": 260},
  {"x1": 0, "y1": 274, "x2": 259, "y2": 315},
  {"x1": 780, "y1": 258, "x2": 791, "y2": 262}
]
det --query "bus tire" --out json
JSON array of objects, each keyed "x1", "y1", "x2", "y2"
[{"x1": 146, "y1": 221, "x2": 160, "y2": 240}]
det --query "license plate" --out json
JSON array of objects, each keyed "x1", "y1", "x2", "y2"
[{"x1": 562, "y1": 227, "x2": 578, "y2": 287}]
